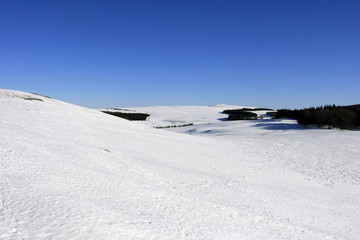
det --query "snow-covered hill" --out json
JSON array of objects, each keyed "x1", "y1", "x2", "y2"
[{"x1": 1, "y1": 89, "x2": 360, "y2": 239}]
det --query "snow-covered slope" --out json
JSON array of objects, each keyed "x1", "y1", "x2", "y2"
[{"x1": 1, "y1": 89, "x2": 360, "y2": 239}]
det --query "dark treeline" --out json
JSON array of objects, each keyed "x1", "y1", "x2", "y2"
[
  {"x1": 266, "y1": 111, "x2": 277, "y2": 117},
  {"x1": 276, "y1": 105, "x2": 360, "y2": 130},
  {"x1": 102, "y1": 111, "x2": 150, "y2": 121},
  {"x1": 223, "y1": 108, "x2": 273, "y2": 114},
  {"x1": 275, "y1": 109, "x2": 301, "y2": 119},
  {"x1": 227, "y1": 112, "x2": 258, "y2": 121},
  {"x1": 155, "y1": 123, "x2": 194, "y2": 129},
  {"x1": 347, "y1": 104, "x2": 360, "y2": 110}
]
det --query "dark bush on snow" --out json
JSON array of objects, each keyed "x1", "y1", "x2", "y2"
[{"x1": 102, "y1": 111, "x2": 150, "y2": 121}]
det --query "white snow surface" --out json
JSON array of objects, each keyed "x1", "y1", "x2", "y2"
[{"x1": 1, "y1": 89, "x2": 360, "y2": 239}]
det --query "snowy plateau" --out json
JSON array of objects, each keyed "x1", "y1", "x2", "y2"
[{"x1": 0, "y1": 89, "x2": 360, "y2": 240}]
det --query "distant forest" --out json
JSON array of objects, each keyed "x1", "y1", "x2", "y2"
[
  {"x1": 227, "y1": 111, "x2": 258, "y2": 121},
  {"x1": 276, "y1": 105, "x2": 360, "y2": 130},
  {"x1": 102, "y1": 111, "x2": 150, "y2": 121},
  {"x1": 223, "y1": 108, "x2": 273, "y2": 121},
  {"x1": 222, "y1": 105, "x2": 360, "y2": 130},
  {"x1": 223, "y1": 108, "x2": 273, "y2": 114}
]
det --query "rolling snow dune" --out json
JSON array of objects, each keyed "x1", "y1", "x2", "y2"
[{"x1": 1, "y1": 89, "x2": 360, "y2": 239}]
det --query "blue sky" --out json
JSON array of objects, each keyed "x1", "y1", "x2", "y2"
[{"x1": 1, "y1": 0, "x2": 359, "y2": 109}]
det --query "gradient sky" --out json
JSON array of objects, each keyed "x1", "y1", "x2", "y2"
[{"x1": 1, "y1": 0, "x2": 359, "y2": 109}]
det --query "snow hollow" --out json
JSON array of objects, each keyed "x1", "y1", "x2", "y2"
[{"x1": 1, "y1": 89, "x2": 360, "y2": 239}]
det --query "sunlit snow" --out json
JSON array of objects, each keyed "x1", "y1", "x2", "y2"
[{"x1": 1, "y1": 89, "x2": 359, "y2": 239}]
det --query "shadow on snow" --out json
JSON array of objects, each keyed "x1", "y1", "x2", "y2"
[
  {"x1": 217, "y1": 117, "x2": 228, "y2": 121},
  {"x1": 252, "y1": 120, "x2": 311, "y2": 131}
]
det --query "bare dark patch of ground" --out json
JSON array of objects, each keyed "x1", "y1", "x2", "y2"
[{"x1": 16, "y1": 96, "x2": 44, "y2": 101}]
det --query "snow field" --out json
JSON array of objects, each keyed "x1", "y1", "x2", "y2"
[{"x1": 1, "y1": 89, "x2": 360, "y2": 239}]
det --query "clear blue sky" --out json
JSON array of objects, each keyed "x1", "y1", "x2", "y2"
[{"x1": 1, "y1": 0, "x2": 359, "y2": 109}]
